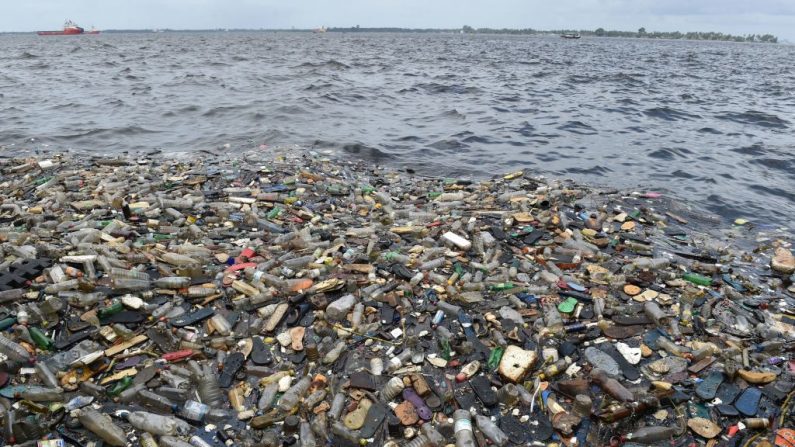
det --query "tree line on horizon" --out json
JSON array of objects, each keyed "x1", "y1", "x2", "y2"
[
  {"x1": 459, "y1": 25, "x2": 777, "y2": 43},
  {"x1": 326, "y1": 25, "x2": 777, "y2": 43}
]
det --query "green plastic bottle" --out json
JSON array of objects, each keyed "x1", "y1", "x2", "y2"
[
  {"x1": 0, "y1": 317, "x2": 16, "y2": 331},
  {"x1": 267, "y1": 207, "x2": 283, "y2": 220},
  {"x1": 487, "y1": 347, "x2": 505, "y2": 370},
  {"x1": 490, "y1": 282, "x2": 514, "y2": 291},
  {"x1": 29, "y1": 327, "x2": 54, "y2": 350},
  {"x1": 107, "y1": 376, "x2": 134, "y2": 397},
  {"x1": 97, "y1": 299, "x2": 123, "y2": 319},
  {"x1": 439, "y1": 339, "x2": 452, "y2": 361},
  {"x1": 683, "y1": 272, "x2": 712, "y2": 287}
]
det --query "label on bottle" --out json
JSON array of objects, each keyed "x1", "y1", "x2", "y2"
[
  {"x1": 181, "y1": 400, "x2": 208, "y2": 421},
  {"x1": 454, "y1": 417, "x2": 472, "y2": 433}
]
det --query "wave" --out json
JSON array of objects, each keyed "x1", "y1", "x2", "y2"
[
  {"x1": 557, "y1": 121, "x2": 597, "y2": 135},
  {"x1": 716, "y1": 111, "x2": 789, "y2": 129},
  {"x1": 296, "y1": 60, "x2": 351, "y2": 70},
  {"x1": 643, "y1": 107, "x2": 702, "y2": 121}
]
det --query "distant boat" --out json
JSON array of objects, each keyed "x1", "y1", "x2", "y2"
[
  {"x1": 313, "y1": 26, "x2": 327, "y2": 34},
  {"x1": 37, "y1": 20, "x2": 99, "y2": 36},
  {"x1": 560, "y1": 32, "x2": 581, "y2": 39}
]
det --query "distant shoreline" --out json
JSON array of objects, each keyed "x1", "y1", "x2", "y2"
[{"x1": 0, "y1": 27, "x2": 779, "y2": 44}]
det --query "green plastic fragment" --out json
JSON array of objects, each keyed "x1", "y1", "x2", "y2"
[
  {"x1": 683, "y1": 272, "x2": 712, "y2": 287},
  {"x1": 557, "y1": 297, "x2": 578, "y2": 314}
]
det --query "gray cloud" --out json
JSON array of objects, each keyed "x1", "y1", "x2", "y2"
[{"x1": 1, "y1": 0, "x2": 792, "y2": 40}]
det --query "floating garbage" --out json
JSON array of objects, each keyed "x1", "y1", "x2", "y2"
[{"x1": 0, "y1": 148, "x2": 792, "y2": 447}]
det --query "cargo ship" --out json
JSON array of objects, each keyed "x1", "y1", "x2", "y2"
[{"x1": 37, "y1": 20, "x2": 100, "y2": 36}]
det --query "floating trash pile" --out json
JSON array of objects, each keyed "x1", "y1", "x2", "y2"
[{"x1": 0, "y1": 147, "x2": 793, "y2": 447}]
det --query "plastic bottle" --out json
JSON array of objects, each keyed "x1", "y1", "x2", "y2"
[
  {"x1": 111, "y1": 277, "x2": 151, "y2": 291},
  {"x1": 656, "y1": 336, "x2": 687, "y2": 357},
  {"x1": 258, "y1": 382, "x2": 280, "y2": 410},
  {"x1": 590, "y1": 369, "x2": 633, "y2": 402},
  {"x1": 643, "y1": 301, "x2": 668, "y2": 326},
  {"x1": 683, "y1": 272, "x2": 712, "y2": 286},
  {"x1": 381, "y1": 376, "x2": 406, "y2": 401},
  {"x1": 322, "y1": 341, "x2": 346, "y2": 364},
  {"x1": 140, "y1": 432, "x2": 160, "y2": 447},
  {"x1": 78, "y1": 408, "x2": 128, "y2": 446},
  {"x1": 154, "y1": 276, "x2": 192, "y2": 289},
  {"x1": 128, "y1": 411, "x2": 192, "y2": 436},
  {"x1": 277, "y1": 376, "x2": 311, "y2": 411},
  {"x1": 188, "y1": 360, "x2": 224, "y2": 408},
  {"x1": 625, "y1": 426, "x2": 676, "y2": 443},
  {"x1": 139, "y1": 389, "x2": 179, "y2": 413},
  {"x1": 387, "y1": 349, "x2": 413, "y2": 372},
  {"x1": 542, "y1": 300, "x2": 564, "y2": 335},
  {"x1": 0, "y1": 334, "x2": 33, "y2": 366},
  {"x1": 330, "y1": 421, "x2": 360, "y2": 445},
  {"x1": 110, "y1": 267, "x2": 150, "y2": 281},
  {"x1": 18, "y1": 386, "x2": 64, "y2": 402},
  {"x1": 403, "y1": 435, "x2": 432, "y2": 447},
  {"x1": 453, "y1": 410, "x2": 476, "y2": 447},
  {"x1": 474, "y1": 415, "x2": 509, "y2": 446},
  {"x1": 300, "y1": 420, "x2": 317, "y2": 447},
  {"x1": 160, "y1": 436, "x2": 195, "y2": 447},
  {"x1": 34, "y1": 362, "x2": 60, "y2": 388},
  {"x1": 538, "y1": 358, "x2": 570, "y2": 380},
  {"x1": 629, "y1": 258, "x2": 670, "y2": 271}
]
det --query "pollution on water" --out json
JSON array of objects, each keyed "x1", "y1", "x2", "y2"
[{"x1": 0, "y1": 10, "x2": 794, "y2": 447}]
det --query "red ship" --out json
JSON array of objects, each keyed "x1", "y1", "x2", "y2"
[{"x1": 37, "y1": 20, "x2": 100, "y2": 36}]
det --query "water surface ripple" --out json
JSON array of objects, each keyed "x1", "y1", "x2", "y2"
[{"x1": 1, "y1": 32, "x2": 794, "y2": 224}]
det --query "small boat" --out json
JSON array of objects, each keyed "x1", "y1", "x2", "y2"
[
  {"x1": 37, "y1": 20, "x2": 99, "y2": 36},
  {"x1": 560, "y1": 33, "x2": 581, "y2": 39},
  {"x1": 313, "y1": 26, "x2": 327, "y2": 34}
]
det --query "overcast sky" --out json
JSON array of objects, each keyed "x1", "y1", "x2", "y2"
[{"x1": 3, "y1": 0, "x2": 793, "y2": 40}]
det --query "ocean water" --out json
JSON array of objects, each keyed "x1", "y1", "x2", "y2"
[{"x1": 1, "y1": 32, "x2": 793, "y2": 225}]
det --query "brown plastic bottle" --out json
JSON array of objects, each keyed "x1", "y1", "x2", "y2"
[{"x1": 590, "y1": 368, "x2": 633, "y2": 402}]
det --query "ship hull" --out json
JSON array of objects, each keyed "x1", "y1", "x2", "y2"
[{"x1": 37, "y1": 28, "x2": 92, "y2": 35}]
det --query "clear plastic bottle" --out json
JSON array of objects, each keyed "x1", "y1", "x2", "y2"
[
  {"x1": 139, "y1": 389, "x2": 179, "y2": 413},
  {"x1": 656, "y1": 336, "x2": 687, "y2": 357},
  {"x1": 18, "y1": 386, "x2": 63, "y2": 402},
  {"x1": 453, "y1": 410, "x2": 476, "y2": 447},
  {"x1": 381, "y1": 376, "x2": 406, "y2": 402},
  {"x1": 329, "y1": 391, "x2": 347, "y2": 419},
  {"x1": 277, "y1": 376, "x2": 311, "y2": 412},
  {"x1": 128, "y1": 411, "x2": 192, "y2": 436},
  {"x1": 403, "y1": 435, "x2": 431, "y2": 447},
  {"x1": 625, "y1": 426, "x2": 676, "y2": 443},
  {"x1": 474, "y1": 415, "x2": 509, "y2": 446},
  {"x1": 140, "y1": 432, "x2": 160, "y2": 447},
  {"x1": 160, "y1": 436, "x2": 195, "y2": 447},
  {"x1": 34, "y1": 362, "x2": 59, "y2": 388},
  {"x1": 643, "y1": 301, "x2": 668, "y2": 326},
  {"x1": 154, "y1": 277, "x2": 191, "y2": 289},
  {"x1": 188, "y1": 360, "x2": 224, "y2": 408},
  {"x1": 300, "y1": 420, "x2": 317, "y2": 447},
  {"x1": 542, "y1": 300, "x2": 564, "y2": 335},
  {"x1": 110, "y1": 267, "x2": 151, "y2": 281},
  {"x1": 111, "y1": 277, "x2": 151, "y2": 291},
  {"x1": 330, "y1": 421, "x2": 360, "y2": 445},
  {"x1": 322, "y1": 341, "x2": 346, "y2": 364},
  {"x1": 258, "y1": 382, "x2": 280, "y2": 410},
  {"x1": 78, "y1": 408, "x2": 128, "y2": 446}
]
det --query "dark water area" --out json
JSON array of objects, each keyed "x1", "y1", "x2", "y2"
[{"x1": 1, "y1": 32, "x2": 794, "y2": 226}]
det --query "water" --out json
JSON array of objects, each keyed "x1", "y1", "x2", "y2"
[{"x1": 1, "y1": 32, "x2": 793, "y2": 225}]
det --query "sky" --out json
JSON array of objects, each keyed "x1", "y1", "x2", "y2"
[{"x1": 2, "y1": 0, "x2": 793, "y2": 41}]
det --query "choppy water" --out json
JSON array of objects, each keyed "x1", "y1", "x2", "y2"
[{"x1": 1, "y1": 32, "x2": 794, "y2": 225}]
